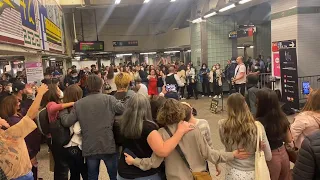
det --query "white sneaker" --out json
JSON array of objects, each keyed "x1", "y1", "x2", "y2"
[
  {"x1": 213, "y1": 95, "x2": 218, "y2": 98},
  {"x1": 202, "y1": 95, "x2": 205, "y2": 97},
  {"x1": 209, "y1": 95, "x2": 212, "y2": 98},
  {"x1": 218, "y1": 95, "x2": 222, "y2": 98},
  {"x1": 181, "y1": 97, "x2": 186, "y2": 100}
]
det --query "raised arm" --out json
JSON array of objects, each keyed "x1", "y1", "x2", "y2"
[{"x1": 147, "y1": 121, "x2": 193, "y2": 157}]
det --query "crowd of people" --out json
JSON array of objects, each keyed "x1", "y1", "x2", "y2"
[{"x1": 0, "y1": 55, "x2": 319, "y2": 180}]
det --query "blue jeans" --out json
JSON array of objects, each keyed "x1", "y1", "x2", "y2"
[
  {"x1": 117, "y1": 173, "x2": 162, "y2": 180},
  {"x1": 14, "y1": 171, "x2": 33, "y2": 180},
  {"x1": 87, "y1": 153, "x2": 118, "y2": 180}
]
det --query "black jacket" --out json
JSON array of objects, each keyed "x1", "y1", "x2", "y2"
[{"x1": 292, "y1": 131, "x2": 320, "y2": 180}]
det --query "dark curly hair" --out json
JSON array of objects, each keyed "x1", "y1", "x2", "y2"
[{"x1": 156, "y1": 98, "x2": 185, "y2": 126}]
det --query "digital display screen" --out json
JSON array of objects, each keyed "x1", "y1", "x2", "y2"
[{"x1": 78, "y1": 41, "x2": 104, "y2": 51}]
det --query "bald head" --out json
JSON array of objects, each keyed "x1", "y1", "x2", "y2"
[{"x1": 236, "y1": 56, "x2": 243, "y2": 64}]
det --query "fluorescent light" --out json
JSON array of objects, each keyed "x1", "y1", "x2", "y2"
[
  {"x1": 204, "y1": 12, "x2": 217, "y2": 19},
  {"x1": 239, "y1": 0, "x2": 252, "y2": 4},
  {"x1": 237, "y1": 47, "x2": 245, "y2": 49},
  {"x1": 116, "y1": 53, "x2": 132, "y2": 57},
  {"x1": 164, "y1": 51, "x2": 180, "y2": 54},
  {"x1": 192, "y1": 18, "x2": 203, "y2": 24},
  {"x1": 170, "y1": 0, "x2": 176, "y2": 2},
  {"x1": 219, "y1": 4, "x2": 236, "y2": 12},
  {"x1": 141, "y1": 52, "x2": 156, "y2": 55},
  {"x1": 143, "y1": 0, "x2": 150, "y2": 3},
  {"x1": 115, "y1": 0, "x2": 121, "y2": 4},
  {"x1": 187, "y1": 50, "x2": 191, "y2": 52},
  {"x1": 250, "y1": 46, "x2": 254, "y2": 48}
]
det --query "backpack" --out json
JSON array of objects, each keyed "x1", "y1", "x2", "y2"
[
  {"x1": 36, "y1": 108, "x2": 50, "y2": 136},
  {"x1": 49, "y1": 115, "x2": 72, "y2": 146}
]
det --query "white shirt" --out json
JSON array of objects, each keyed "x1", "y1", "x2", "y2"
[
  {"x1": 64, "y1": 122, "x2": 82, "y2": 150},
  {"x1": 137, "y1": 83, "x2": 148, "y2": 97},
  {"x1": 234, "y1": 63, "x2": 246, "y2": 84},
  {"x1": 164, "y1": 73, "x2": 184, "y2": 87}
]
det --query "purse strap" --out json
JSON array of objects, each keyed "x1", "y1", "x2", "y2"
[
  {"x1": 255, "y1": 122, "x2": 262, "y2": 153},
  {"x1": 164, "y1": 126, "x2": 192, "y2": 171}
]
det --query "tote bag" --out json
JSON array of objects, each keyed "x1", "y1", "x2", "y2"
[{"x1": 255, "y1": 122, "x2": 271, "y2": 180}]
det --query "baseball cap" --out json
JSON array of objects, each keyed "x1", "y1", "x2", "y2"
[{"x1": 12, "y1": 81, "x2": 26, "y2": 93}]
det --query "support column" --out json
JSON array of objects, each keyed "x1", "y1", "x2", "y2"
[
  {"x1": 206, "y1": 16, "x2": 234, "y2": 68},
  {"x1": 254, "y1": 22, "x2": 271, "y2": 59}
]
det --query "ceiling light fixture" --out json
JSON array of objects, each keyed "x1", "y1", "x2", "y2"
[
  {"x1": 219, "y1": 4, "x2": 236, "y2": 12},
  {"x1": 239, "y1": 0, "x2": 252, "y2": 4},
  {"x1": 204, "y1": 12, "x2": 217, "y2": 19},
  {"x1": 250, "y1": 46, "x2": 254, "y2": 48},
  {"x1": 237, "y1": 47, "x2": 245, "y2": 49},
  {"x1": 141, "y1": 52, "x2": 157, "y2": 55},
  {"x1": 192, "y1": 18, "x2": 203, "y2": 24},
  {"x1": 116, "y1": 53, "x2": 132, "y2": 57},
  {"x1": 115, "y1": 0, "x2": 121, "y2": 4},
  {"x1": 170, "y1": 0, "x2": 176, "y2": 2},
  {"x1": 143, "y1": 0, "x2": 150, "y2": 3},
  {"x1": 164, "y1": 51, "x2": 180, "y2": 54}
]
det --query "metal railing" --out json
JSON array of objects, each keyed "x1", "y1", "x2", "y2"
[
  {"x1": 298, "y1": 75, "x2": 320, "y2": 100},
  {"x1": 258, "y1": 73, "x2": 272, "y2": 89}
]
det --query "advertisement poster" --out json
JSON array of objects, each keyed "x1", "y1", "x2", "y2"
[
  {"x1": 279, "y1": 40, "x2": 299, "y2": 109},
  {"x1": 26, "y1": 62, "x2": 44, "y2": 84},
  {"x1": 273, "y1": 52, "x2": 280, "y2": 77}
]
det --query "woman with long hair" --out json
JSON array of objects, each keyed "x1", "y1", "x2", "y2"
[
  {"x1": 41, "y1": 83, "x2": 75, "y2": 180},
  {"x1": 291, "y1": 89, "x2": 320, "y2": 148},
  {"x1": 219, "y1": 93, "x2": 272, "y2": 180},
  {"x1": 124, "y1": 98, "x2": 250, "y2": 180},
  {"x1": 59, "y1": 84, "x2": 87, "y2": 180},
  {"x1": 256, "y1": 88, "x2": 291, "y2": 180},
  {"x1": 106, "y1": 67, "x2": 117, "y2": 95},
  {"x1": 0, "y1": 95, "x2": 42, "y2": 180},
  {"x1": 0, "y1": 84, "x2": 47, "y2": 180}
]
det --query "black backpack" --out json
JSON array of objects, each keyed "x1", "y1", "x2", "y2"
[{"x1": 49, "y1": 115, "x2": 72, "y2": 146}]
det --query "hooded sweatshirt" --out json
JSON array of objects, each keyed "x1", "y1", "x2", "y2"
[{"x1": 291, "y1": 111, "x2": 320, "y2": 148}]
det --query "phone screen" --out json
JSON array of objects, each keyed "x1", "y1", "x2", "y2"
[{"x1": 302, "y1": 81, "x2": 310, "y2": 95}]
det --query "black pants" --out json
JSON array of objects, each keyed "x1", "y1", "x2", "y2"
[
  {"x1": 187, "y1": 82, "x2": 198, "y2": 99},
  {"x1": 202, "y1": 80, "x2": 211, "y2": 96},
  {"x1": 179, "y1": 86, "x2": 185, "y2": 98},
  {"x1": 47, "y1": 139, "x2": 69, "y2": 180},
  {"x1": 235, "y1": 83, "x2": 246, "y2": 96},
  {"x1": 66, "y1": 146, "x2": 88, "y2": 180}
]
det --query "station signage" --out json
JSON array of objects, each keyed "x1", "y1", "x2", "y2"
[
  {"x1": 278, "y1": 40, "x2": 299, "y2": 109},
  {"x1": 228, "y1": 27, "x2": 257, "y2": 39},
  {"x1": 77, "y1": 41, "x2": 104, "y2": 52},
  {"x1": 113, "y1": 41, "x2": 138, "y2": 47}
]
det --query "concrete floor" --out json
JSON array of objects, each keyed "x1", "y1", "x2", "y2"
[{"x1": 37, "y1": 96, "x2": 295, "y2": 180}]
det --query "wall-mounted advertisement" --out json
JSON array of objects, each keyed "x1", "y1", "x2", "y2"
[
  {"x1": 0, "y1": 0, "x2": 65, "y2": 54},
  {"x1": 279, "y1": 40, "x2": 299, "y2": 109}
]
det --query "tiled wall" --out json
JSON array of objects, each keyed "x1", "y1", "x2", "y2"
[
  {"x1": 191, "y1": 23, "x2": 202, "y2": 67},
  {"x1": 206, "y1": 16, "x2": 234, "y2": 68},
  {"x1": 254, "y1": 22, "x2": 271, "y2": 58}
]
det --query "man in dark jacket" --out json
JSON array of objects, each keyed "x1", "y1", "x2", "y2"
[
  {"x1": 293, "y1": 131, "x2": 320, "y2": 180},
  {"x1": 60, "y1": 75, "x2": 127, "y2": 180},
  {"x1": 245, "y1": 74, "x2": 259, "y2": 116}
]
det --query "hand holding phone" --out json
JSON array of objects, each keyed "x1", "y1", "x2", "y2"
[{"x1": 302, "y1": 81, "x2": 310, "y2": 95}]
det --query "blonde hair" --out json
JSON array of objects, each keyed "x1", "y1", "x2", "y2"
[
  {"x1": 221, "y1": 93, "x2": 257, "y2": 150},
  {"x1": 302, "y1": 89, "x2": 320, "y2": 112},
  {"x1": 115, "y1": 72, "x2": 131, "y2": 90}
]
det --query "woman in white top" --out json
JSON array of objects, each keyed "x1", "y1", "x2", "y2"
[
  {"x1": 133, "y1": 76, "x2": 148, "y2": 97},
  {"x1": 60, "y1": 84, "x2": 88, "y2": 180},
  {"x1": 105, "y1": 67, "x2": 117, "y2": 95},
  {"x1": 219, "y1": 93, "x2": 272, "y2": 180}
]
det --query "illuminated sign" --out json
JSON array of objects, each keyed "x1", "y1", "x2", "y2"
[
  {"x1": 113, "y1": 41, "x2": 138, "y2": 47},
  {"x1": 45, "y1": 17, "x2": 62, "y2": 46},
  {"x1": 77, "y1": 41, "x2": 104, "y2": 52}
]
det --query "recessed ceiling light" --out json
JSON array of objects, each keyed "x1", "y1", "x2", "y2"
[
  {"x1": 143, "y1": 0, "x2": 150, "y2": 3},
  {"x1": 115, "y1": 0, "x2": 121, "y2": 4},
  {"x1": 170, "y1": 0, "x2": 176, "y2": 2}
]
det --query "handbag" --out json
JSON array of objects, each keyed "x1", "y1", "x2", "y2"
[
  {"x1": 254, "y1": 122, "x2": 271, "y2": 180},
  {"x1": 164, "y1": 126, "x2": 212, "y2": 180},
  {"x1": 285, "y1": 128, "x2": 298, "y2": 163}
]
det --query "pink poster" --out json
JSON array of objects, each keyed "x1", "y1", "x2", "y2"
[{"x1": 273, "y1": 52, "x2": 280, "y2": 77}]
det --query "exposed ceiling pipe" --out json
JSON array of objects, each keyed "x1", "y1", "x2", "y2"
[{"x1": 72, "y1": 9, "x2": 79, "y2": 44}]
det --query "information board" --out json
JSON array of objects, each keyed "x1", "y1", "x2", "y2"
[
  {"x1": 113, "y1": 41, "x2": 138, "y2": 47},
  {"x1": 77, "y1": 41, "x2": 104, "y2": 51}
]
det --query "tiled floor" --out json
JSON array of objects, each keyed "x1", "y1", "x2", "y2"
[{"x1": 37, "y1": 96, "x2": 295, "y2": 180}]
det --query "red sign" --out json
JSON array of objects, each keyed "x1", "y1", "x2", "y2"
[
  {"x1": 273, "y1": 52, "x2": 280, "y2": 77},
  {"x1": 272, "y1": 42, "x2": 279, "y2": 52}
]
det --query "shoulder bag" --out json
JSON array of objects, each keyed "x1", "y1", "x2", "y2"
[
  {"x1": 164, "y1": 126, "x2": 212, "y2": 180},
  {"x1": 254, "y1": 122, "x2": 271, "y2": 180}
]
